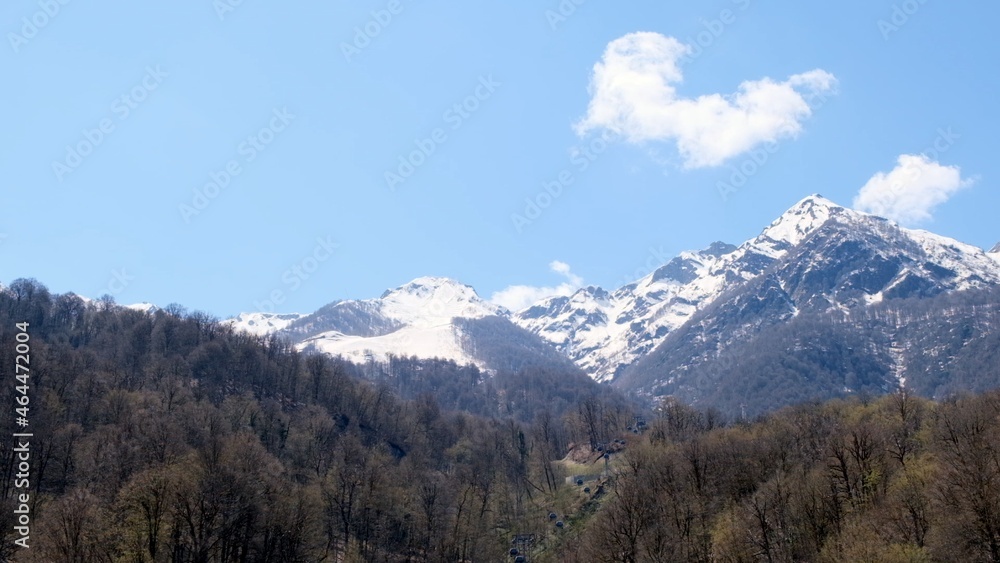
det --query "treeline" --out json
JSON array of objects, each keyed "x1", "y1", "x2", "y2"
[
  {"x1": 0, "y1": 279, "x2": 636, "y2": 562},
  {"x1": 558, "y1": 392, "x2": 1000, "y2": 562},
  {"x1": 351, "y1": 353, "x2": 626, "y2": 424},
  {"x1": 5, "y1": 277, "x2": 1000, "y2": 562}
]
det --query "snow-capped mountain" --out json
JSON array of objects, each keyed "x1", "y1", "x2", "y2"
[
  {"x1": 513, "y1": 195, "x2": 1000, "y2": 383},
  {"x1": 225, "y1": 277, "x2": 582, "y2": 375},
  {"x1": 290, "y1": 278, "x2": 584, "y2": 374},
  {"x1": 288, "y1": 277, "x2": 505, "y2": 368},
  {"x1": 228, "y1": 195, "x2": 999, "y2": 398},
  {"x1": 514, "y1": 241, "x2": 740, "y2": 382},
  {"x1": 226, "y1": 277, "x2": 576, "y2": 373},
  {"x1": 615, "y1": 195, "x2": 1000, "y2": 405}
]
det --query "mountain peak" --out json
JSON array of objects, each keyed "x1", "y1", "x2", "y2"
[
  {"x1": 381, "y1": 276, "x2": 472, "y2": 298},
  {"x1": 990, "y1": 242, "x2": 1000, "y2": 254},
  {"x1": 400, "y1": 275, "x2": 469, "y2": 289},
  {"x1": 379, "y1": 277, "x2": 503, "y2": 326},
  {"x1": 758, "y1": 194, "x2": 851, "y2": 250},
  {"x1": 796, "y1": 193, "x2": 840, "y2": 208},
  {"x1": 783, "y1": 194, "x2": 849, "y2": 220},
  {"x1": 698, "y1": 241, "x2": 738, "y2": 259}
]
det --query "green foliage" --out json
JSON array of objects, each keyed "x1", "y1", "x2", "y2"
[{"x1": 563, "y1": 391, "x2": 1000, "y2": 562}]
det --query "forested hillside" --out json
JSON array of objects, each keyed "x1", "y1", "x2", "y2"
[
  {"x1": 560, "y1": 391, "x2": 1000, "y2": 562},
  {"x1": 3, "y1": 278, "x2": 1000, "y2": 562},
  {"x1": 0, "y1": 279, "x2": 634, "y2": 562}
]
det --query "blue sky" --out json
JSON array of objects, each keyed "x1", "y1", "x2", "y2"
[{"x1": 3, "y1": 0, "x2": 998, "y2": 316}]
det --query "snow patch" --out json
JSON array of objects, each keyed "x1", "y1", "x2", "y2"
[
  {"x1": 125, "y1": 302, "x2": 159, "y2": 314},
  {"x1": 299, "y1": 323, "x2": 485, "y2": 370},
  {"x1": 228, "y1": 312, "x2": 306, "y2": 336},
  {"x1": 888, "y1": 340, "x2": 907, "y2": 389}
]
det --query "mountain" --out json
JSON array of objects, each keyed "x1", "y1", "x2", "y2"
[
  {"x1": 288, "y1": 277, "x2": 503, "y2": 369},
  {"x1": 232, "y1": 277, "x2": 582, "y2": 375},
  {"x1": 614, "y1": 196, "x2": 1000, "y2": 412},
  {"x1": 512, "y1": 196, "x2": 898, "y2": 381},
  {"x1": 622, "y1": 284, "x2": 1000, "y2": 416},
  {"x1": 990, "y1": 242, "x2": 1000, "y2": 258},
  {"x1": 514, "y1": 241, "x2": 739, "y2": 382},
  {"x1": 227, "y1": 195, "x2": 1000, "y2": 413},
  {"x1": 223, "y1": 276, "x2": 592, "y2": 373},
  {"x1": 513, "y1": 195, "x2": 1000, "y2": 388}
]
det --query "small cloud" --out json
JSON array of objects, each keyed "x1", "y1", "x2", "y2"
[
  {"x1": 549, "y1": 260, "x2": 581, "y2": 283},
  {"x1": 491, "y1": 261, "x2": 583, "y2": 311},
  {"x1": 575, "y1": 32, "x2": 836, "y2": 169},
  {"x1": 853, "y1": 154, "x2": 974, "y2": 225}
]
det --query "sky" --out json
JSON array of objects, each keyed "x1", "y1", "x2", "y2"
[{"x1": 2, "y1": 0, "x2": 998, "y2": 317}]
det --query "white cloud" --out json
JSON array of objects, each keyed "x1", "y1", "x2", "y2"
[
  {"x1": 575, "y1": 32, "x2": 837, "y2": 169},
  {"x1": 491, "y1": 261, "x2": 583, "y2": 312},
  {"x1": 853, "y1": 154, "x2": 974, "y2": 225}
]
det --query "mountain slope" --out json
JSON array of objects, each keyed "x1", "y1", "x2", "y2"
[
  {"x1": 228, "y1": 312, "x2": 306, "y2": 336},
  {"x1": 511, "y1": 196, "x2": 896, "y2": 381},
  {"x1": 514, "y1": 242, "x2": 741, "y2": 382},
  {"x1": 626, "y1": 285, "x2": 1000, "y2": 416},
  {"x1": 225, "y1": 195, "x2": 999, "y2": 414},
  {"x1": 286, "y1": 277, "x2": 505, "y2": 369},
  {"x1": 512, "y1": 195, "x2": 1000, "y2": 388},
  {"x1": 616, "y1": 197, "x2": 1000, "y2": 411},
  {"x1": 231, "y1": 277, "x2": 578, "y2": 376}
]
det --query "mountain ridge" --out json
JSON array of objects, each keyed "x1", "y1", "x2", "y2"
[
  {"x1": 616, "y1": 202, "x2": 1000, "y2": 411},
  {"x1": 223, "y1": 195, "x2": 1000, "y2": 398}
]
